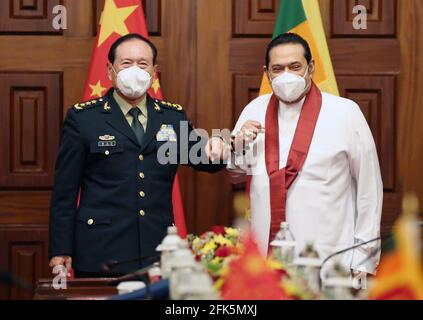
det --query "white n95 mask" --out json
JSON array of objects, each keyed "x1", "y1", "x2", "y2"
[
  {"x1": 115, "y1": 66, "x2": 152, "y2": 99},
  {"x1": 271, "y1": 67, "x2": 308, "y2": 103}
]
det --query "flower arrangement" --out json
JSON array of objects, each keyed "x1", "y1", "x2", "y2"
[
  {"x1": 188, "y1": 226, "x2": 321, "y2": 300},
  {"x1": 187, "y1": 226, "x2": 241, "y2": 278}
]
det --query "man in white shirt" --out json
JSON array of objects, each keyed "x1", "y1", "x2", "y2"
[{"x1": 227, "y1": 33, "x2": 383, "y2": 278}]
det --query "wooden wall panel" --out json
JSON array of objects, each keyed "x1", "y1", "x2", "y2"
[
  {"x1": 398, "y1": 1, "x2": 423, "y2": 214},
  {"x1": 331, "y1": 0, "x2": 396, "y2": 37},
  {"x1": 0, "y1": 226, "x2": 49, "y2": 300},
  {"x1": 0, "y1": 0, "x2": 87, "y2": 299},
  {"x1": 195, "y1": 0, "x2": 233, "y2": 231},
  {"x1": 159, "y1": 0, "x2": 198, "y2": 231},
  {"x1": 0, "y1": 72, "x2": 63, "y2": 189},
  {"x1": 0, "y1": 0, "x2": 63, "y2": 34},
  {"x1": 329, "y1": 38, "x2": 400, "y2": 74},
  {"x1": 232, "y1": 74, "x2": 262, "y2": 129},
  {"x1": 233, "y1": 0, "x2": 278, "y2": 37},
  {"x1": 0, "y1": 191, "x2": 51, "y2": 225},
  {"x1": 229, "y1": 38, "x2": 401, "y2": 74}
]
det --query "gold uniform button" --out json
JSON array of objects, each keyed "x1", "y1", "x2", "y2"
[
  {"x1": 105, "y1": 150, "x2": 110, "y2": 156},
  {"x1": 139, "y1": 154, "x2": 144, "y2": 161},
  {"x1": 139, "y1": 210, "x2": 145, "y2": 216},
  {"x1": 87, "y1": 219, "x2": 94, "y2": 225},
  {"x1": 139, "y1": 191, "x2": 145, "y2": 198},
  {"x1": 139, "y1": 172, "x2": 145, "y2": 179}
]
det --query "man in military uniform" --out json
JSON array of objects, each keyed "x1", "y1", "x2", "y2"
[{"x1": 48, "y1": 34, "x2": 228, "y2": 277}]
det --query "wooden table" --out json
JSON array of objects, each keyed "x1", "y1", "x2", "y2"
[{"x1": 34, "y1": 278, "x2": 119, "y2": 300}]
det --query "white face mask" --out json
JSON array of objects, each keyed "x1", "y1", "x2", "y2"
[
  {"x1": 270, "y1": 67, "x2": 309, "y2": 103},
  {"x1": 114, "y1": 66, "x2": 152, "y2": 99}
]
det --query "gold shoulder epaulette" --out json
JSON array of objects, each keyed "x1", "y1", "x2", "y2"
[
  {"x1": 73, "y1": 98, "x2": 105, "y2": 112},
  {"x1": 155, "y1": 99, "x2": 184, "y2": 112}
]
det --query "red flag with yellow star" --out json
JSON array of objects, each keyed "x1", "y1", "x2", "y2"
[{"x1": 82, "y1": 0, "x2": 187, "y2": 237}]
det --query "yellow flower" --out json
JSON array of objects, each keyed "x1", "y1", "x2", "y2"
[
  {"x1": 224, "y1": 227, "x2": 239, "y2": 237},
  {"x1": 211, "y1": 256, "x2": 222, "y2": 265},
  {"x1": 192, "y1": 237, "x2": 201, "y2": 249},
  {"x1": 214, "y1": 277, "x2": 225, "y2": 291},
  {"x1": 214, "y1": 234, "x2": 232, "y2": 246},
  {"x1": 282, "y1": 281, "x2": 299, "y2": 297},
  {"x1": 282, "y1": 280, "x2": 313, "y2": 300},
  {"x1": 266, "y1": 258, "x2": 285, "y2": 271},
  {"x1": 201, "y1": 241, "x2": 217, "y2": 254}
]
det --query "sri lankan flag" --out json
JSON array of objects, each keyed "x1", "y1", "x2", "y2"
[
  {"x1": 368, "y1": 196, "x2": 423, "y2": 300},
  {"x1": 259, "y1": 0, "x2": 339, "y2": 96}
]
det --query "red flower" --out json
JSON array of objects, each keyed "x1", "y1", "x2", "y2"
[
  {"x1": 275, "y1": 268, "x2": 289, "y2": 279},
  {"x1": 211, "y1": 225, "x2": 225, "y2": 235},
  {"x1": 220, "y1": 232, "x2": 291, "y2": 300},
  {"x1": 215, "y1": 246, "x2": 232, "y2": 258}
]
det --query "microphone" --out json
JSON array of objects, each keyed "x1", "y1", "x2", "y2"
[
  {"x1": 107, "y1": 260, "x2": 163, "y2": 300},
  {"x1": 108, "y1": 264, "x2": 156, "y2": 286},
  {"x1": 320, "y1": 236, "x2": 383, "y2": 274},
  {"x1": 320, "y1": 220, "x2": 423, "y2": 277},
  {"x1": 101, "y1": 255, "x2": 161, "y2": 297},
  {"x1": 357, "y1": 219, "x2": 423, "y2": 269},
  {"x1": 101, "y1": 254, "x2": 160, "y2": 272},
  {"x1": 318, "y1": 236, "x2": 386, "y2": 285}
]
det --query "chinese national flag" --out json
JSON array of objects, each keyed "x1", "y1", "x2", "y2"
[{"x1": 82, "y1": 0, "x2": 187, "y2": 237}]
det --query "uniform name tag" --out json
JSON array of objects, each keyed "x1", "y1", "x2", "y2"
[{"x1": 98, "y1": 141, "x2": 117, "y2": 147}]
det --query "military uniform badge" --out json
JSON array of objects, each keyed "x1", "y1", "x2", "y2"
[{"x1": 157, "y1": 124, "x2": 177, "y2": 142}]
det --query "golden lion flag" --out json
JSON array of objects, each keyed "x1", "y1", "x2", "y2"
[
  {"x1": 259, "y1": 0, "x2": 339, "y2": 96},
  {"x1": 368, "y1": 195, "x2": 423, "y2": 300}
]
